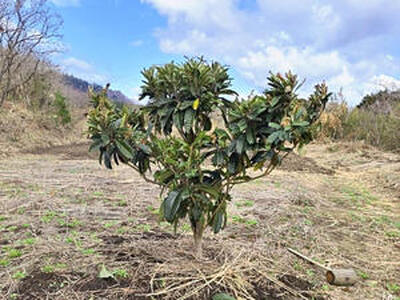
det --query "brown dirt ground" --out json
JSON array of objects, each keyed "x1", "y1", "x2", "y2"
[{"x1": 0, "y1": 141, "x2": 399, "y2": 299}]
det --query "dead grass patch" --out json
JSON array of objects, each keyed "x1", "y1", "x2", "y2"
[{"x1": 0, "y1": 142, "x2": 399, "y2": 299}]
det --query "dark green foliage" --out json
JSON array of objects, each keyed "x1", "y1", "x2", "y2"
[
  {"x1": 87, "y1": 58, "x2": 330, "y2": 253},
  {"x1": 53, "y1": 92, "x2": 71, "y2": 126}
]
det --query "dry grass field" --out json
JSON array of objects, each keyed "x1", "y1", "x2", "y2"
[{"x1": 0, "y1": 142, "x2": 399, "y2": 299}]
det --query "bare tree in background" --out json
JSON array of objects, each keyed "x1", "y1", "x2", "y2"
[{"x1": 0, "y1": 0, "x2": 63, "y2": 107}]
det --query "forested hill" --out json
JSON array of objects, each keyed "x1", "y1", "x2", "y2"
[
  {"x1": 357, "y1": 89, "x2": 400, "y2": 113},
  {"x1": 62, "y1": 74, "x2": 132, "y2": 104}
]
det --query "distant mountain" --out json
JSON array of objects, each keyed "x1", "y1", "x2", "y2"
[{"x1": 62, "y1": 74, "x2": 133, "y2": 104}]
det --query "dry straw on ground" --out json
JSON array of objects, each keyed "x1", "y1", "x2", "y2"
[{"x1": 0, "y1": 142, "x2": 399, "y2": 299}]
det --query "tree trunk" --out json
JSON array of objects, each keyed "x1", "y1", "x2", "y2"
[{"x1": 193, "y1": 221, "x2": 204, "y2": 258}]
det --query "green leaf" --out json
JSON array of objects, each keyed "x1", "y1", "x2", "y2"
[
  {"x1": 212, "y1": 151, "x2": 225, "y2": 166},
  {"x1": 237, "y1": 119, "x2": 247, "y2": 131},
  {"x1": 101, "y1": 134, "x2": 110, "y2": 145},
  {"x1": 228, "y1": 153, "x2": 239, "y2": 174},
  {"x1": 173, "y1": 112, "x2": 184, "y2": 129},
  {"x1": 190, "y1": 202, "x2": 202, "y2": 222},
  {"x1": 113, "y1": 152, "x2": 119, "y2": 165},
  {"x1": 89, "y1": 139, "x2": 102, "y2": 152},
  {"x1": 98, "y1": 264, "x2": 114, "y2": 279},
  {"x1": 139, "y1": 144, "x2": 151, "y2": 155},
  {"x1": 267, "y1": 131, "x2": 280, "y2": 144},
  {"x1": 179, "y1": 101, "x2": 193, "y2": 110},
  {"x1": 268, "y1": 122, "x2": 281, "y2": 129},
  {"x1": 251, "y1": 151, "x2": 268, "y2": 163},
  {"x1": 236, "y1": 135, "x2": 246, "y2": 154},
  {"x1": 204, "y1": 116, "x2": 212, "y2": 131},
  {"x1": 160, "y1": 107, "x2": 174, "y2": 133},
  {"x1": 249, "y1": 105, "x2": 267, "y2": 119},
  {"x1": 212, "y1": 293, "x2": 236, "y2": 300},
  {"x1": 115, "y1": 140, "x2": 133, "y2": 160},
  {"x1": 212, "y1": 210, "x2": 224, "y2": 233},
  {"x1": 214, "y1": 128, "x2": 229, "y2": 139},
  {"x1": 163, "y1": 191, "x2": 182, "y2": 222},
  {"x1": 146, "y1": 122, "x2": 154, "y2": 137},
  {"x1": 155, "y1": 169, "x2": 174, "y2": 184},
  {"x1": 246, "y1": 127, "x2": 255, "y2": 144},
  {"x1": 184, "y1": 109, "x2": 194, "y2": 133},
  {"x1": 292, "y1": 121, "x2": 310, "y2": 127},
  {"x1": 271, "y1": 97, "x2": 279, "y2": 107},
  {"x1": 104, "y1": 151, "x2": 112, "y2": 169}
]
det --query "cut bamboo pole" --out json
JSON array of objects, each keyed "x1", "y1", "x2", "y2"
[
  {"x1": 287, "y1": 248, "x2": 331, "y2": 271},
  {"x1": 287, "y1": 248, "x2": 358, "y2": 286},
  {"x1": 326, "y1": 269, "x2": 358, "y2": 286}
]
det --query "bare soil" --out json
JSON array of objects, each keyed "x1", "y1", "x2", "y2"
[{"x1": 0, "y1": 141, "x2": 399, "y2": 299}]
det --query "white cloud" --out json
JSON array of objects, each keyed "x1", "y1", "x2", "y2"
[
  {"x1": 60, "y1": 57, "x2": 108, "y2": 84},
  {"x1": 141, "y1": 0, "x2": 240, "y2": 31},
  {"x1": 328, "y1": 66, "x2": 355, "y2": 89},
  {"x1": 130, "y1": 40, "x2": 144, "y2": 47},
  {"x1": 237, "y1": 47, "x2": 346, "y2": 84},
  {"x1": 368, "y1": 74, "x2": 400, "y2": 92},
  {"x1": 127, "y1": 86, "x2": 143, "y2": 104},
  {"x1": 311, "y1": 3, "x2": 340, "y2": 31},
  {"x1": 386, "y1": 55, "x2": 394, "y2": 61},
  {"x1": 62, "y1": 57, "x2": 92, "y2": 72},
  {"x1": 50, "y1": 0, "x2": 80, "y2": 7},
  {"x1": 142, "y1": 0, "x2": 400, "y2": 105}
]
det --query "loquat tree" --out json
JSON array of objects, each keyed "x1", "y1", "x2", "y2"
[{"x1": 87, "y1": 58, "x2": 330, "y2": 257}]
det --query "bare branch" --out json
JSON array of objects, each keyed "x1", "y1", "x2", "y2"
[{"x1": 0, "y1": 0, "x2": 63, "y2": 106}]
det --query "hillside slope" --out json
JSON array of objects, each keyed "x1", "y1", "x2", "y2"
[
  {"x1": 0, "y1": 101, "x2": 88, "y2": 158},
  {"x1": 0, "y1": 68, "x2": 136, "y2": 158}
]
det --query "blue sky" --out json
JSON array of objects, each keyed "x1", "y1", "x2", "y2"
[{"x1": 50, "y1": 0, "x2": 400, "y2": 105}]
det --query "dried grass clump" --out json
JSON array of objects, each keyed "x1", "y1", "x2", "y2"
[
  {"x1": 318, "y1": 100, "x2": 400, "y2": 153},
  {"x1": 317, "y1": 102, "x2": 348, "y2": 141},
  {"x1": 92, "y1": 237, "x2": 314, "y2": 300}
]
